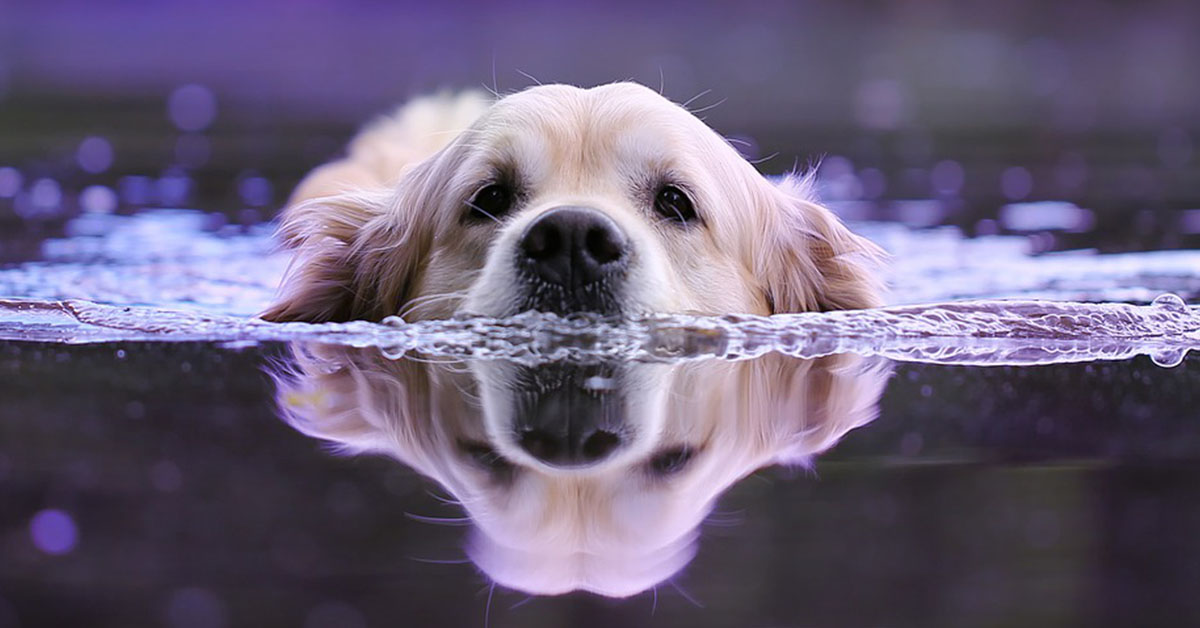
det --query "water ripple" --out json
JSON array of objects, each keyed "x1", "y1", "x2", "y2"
[{"x1": 1, "y1": 297, "x2": 1195, "y2": 368}]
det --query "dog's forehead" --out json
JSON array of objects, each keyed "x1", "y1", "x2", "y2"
[{"x1": 478, "y1": 83, "x2": 717, "y2": 174}]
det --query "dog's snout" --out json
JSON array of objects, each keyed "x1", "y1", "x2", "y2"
[{"x1": 519, "y1": 207, "x2": 628, "y2": 286}]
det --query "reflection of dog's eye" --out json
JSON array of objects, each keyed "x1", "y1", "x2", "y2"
[
  {"x1": 461, "y1": 441, "x2": 514, "y2": 475},
  {"x1": 648, "y1": 446, "x2": 695, "y2": 476},
  {"x1": 466, "y1": 183, "x2": 515, "y2": 222},
  {"x1": 653, "y1": 185, "x2": 697, "y2": 224}
]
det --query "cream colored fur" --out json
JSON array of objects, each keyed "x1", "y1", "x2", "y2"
[{"x1": 263, "y1": 83, "x2": 885, "y2": 323}]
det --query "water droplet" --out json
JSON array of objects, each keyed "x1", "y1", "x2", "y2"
[
  {"x1": 1150, "y1": 348, "x2": 1187, "y2": 369},
  {"x1": 1151, "y1": 293, "x2": 1187, "y2": 312}
]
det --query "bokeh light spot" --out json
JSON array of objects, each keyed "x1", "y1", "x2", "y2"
[
  {"x1": 168, "y1": 84, "x2": 218, "y2": 132},
  {"x1": 29, "y1": 509, "x2": 78, "y2": 555}
]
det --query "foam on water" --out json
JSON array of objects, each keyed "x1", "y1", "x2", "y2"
[{"x1": 0, "y1": 209, "x2": 1197, "y2": 367}]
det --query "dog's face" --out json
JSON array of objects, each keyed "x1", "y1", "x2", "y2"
[
  {"x1": 263, "y1": 83, "x2": 882, "y2": 323},
  {"x1": 275, "y1": 345, "x2": 890, "y2": 597}
]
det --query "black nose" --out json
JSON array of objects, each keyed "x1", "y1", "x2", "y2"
[{"x1": 518, "y1": 207, "x2": 629, "y2": 287}]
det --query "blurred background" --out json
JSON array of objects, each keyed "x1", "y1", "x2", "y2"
[
  {"x1": 1, "y1": 0, "x2": 1199, "y2": 255},
  {"x1": 4, "y1": 4, "x2": 1200, "y2": 626}
]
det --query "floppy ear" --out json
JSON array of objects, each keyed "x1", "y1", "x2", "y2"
[
  {"x1": 261, "y1": 190, "x2": 389, "y2": 322},
  {"x1": 757, "y1": 174, "x2": 887, "y2": 313},
  {"x1": 261, "y1": 157, "x2": 442, "y2": 323}
]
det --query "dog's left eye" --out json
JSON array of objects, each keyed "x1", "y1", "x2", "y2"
[
  {"x1": 653, "y1": 185, "x2": 698, "y2": 224},
  {"x1": 647, "y1": 445, "x2": 696, "y2": 477},
  {"x1": 467, "y1": 183, "x2": 515, "y2": 222}
]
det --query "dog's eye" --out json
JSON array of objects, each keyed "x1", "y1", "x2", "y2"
[
  {"x1": 461, "y1": 441, "x2": 514, "y2": 476},
  {"x1": 467, "y1": 183, "x2": 515, "y2": 222},
  {"x1": 647, "y1": 446, "x2": 696, "y2": 477},
  {"x1": 653, "y1": 185, "x2": 698, "y2": 224}
]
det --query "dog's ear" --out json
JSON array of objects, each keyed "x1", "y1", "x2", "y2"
[
  {"x1": 261, "y1": 191, "x2": 390, "y2": 322},
  {"x1": 261, "y1": 159, "x2": 442, "y2": 323},
  {"x1": 756, "y1": 174, "x2": 887, "y2": 313}
]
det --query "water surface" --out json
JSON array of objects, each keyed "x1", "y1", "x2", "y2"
[{"x1": 1, "y1": 209, "x2": 1198, "y2": 628}]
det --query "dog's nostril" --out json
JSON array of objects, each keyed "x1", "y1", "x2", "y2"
[
  {"x1": 581, "y1": 429, "x2": 621, "y2": 460},
  {"x1": 584, "y1": 226, "x2": 624, "y2": 265},
  {"x1": 522, "y1": 221, "x2": 560, "y2": 261},
  {"x1": 518, "y1": 428, "x2": 562, "y2": 462}
]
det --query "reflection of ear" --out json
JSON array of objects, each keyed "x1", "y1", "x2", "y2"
[
  {"x1": 757, "y1": 354, "x2": 892, "y2": 467},
  {"x1": 759, "y1": 174, "x2": 887, "y2": 313},
  {"x1": 271, "y1": 344, "x2": 431, "y2": 456}
]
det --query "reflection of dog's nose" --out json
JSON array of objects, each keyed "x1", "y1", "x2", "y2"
[
  {"x1": 519, "y1": 207, "x2": 628, "y2": 286},
  {"x1": 519, "y1": 426, "x2": 622, "y2": 467}
]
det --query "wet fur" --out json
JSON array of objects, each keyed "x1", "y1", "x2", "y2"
[{"x1": 262, "y1": 83, "x2": 885, "y2": 323}]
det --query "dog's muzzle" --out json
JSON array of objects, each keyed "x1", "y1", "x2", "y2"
[{"x1": 515, "y1": 206, "x2": 629, "y2": 314}]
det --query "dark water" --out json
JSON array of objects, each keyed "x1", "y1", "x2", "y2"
[
  {"x1": 2, "y1": 108, "x2": 1199, "y2": 628},
  {"x1": 2, "y1": 338, "x2": 1198, "y2": 628}
]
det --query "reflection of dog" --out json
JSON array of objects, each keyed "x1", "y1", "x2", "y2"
[
  {"x1": 263, "y1": 83, "x2": 884, "y2": 323},
  {"x1": 274, "y1": 345, "x2": 890, "y2": 597}
]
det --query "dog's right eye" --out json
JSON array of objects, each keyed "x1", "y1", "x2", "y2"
[
  {"x1": 461, "y1": 441, "x2": 515, "y2": 477},
  {"x1": 466, "y1": 183, "x2": 515, "y2": 222},
  {"x1": 653, "y1": 185, "x2": 698, "y2": 225}
]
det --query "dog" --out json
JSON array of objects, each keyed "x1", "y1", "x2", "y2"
[
  {"x1": 262, "y1": 82, "x2": 884, "y2": 323},
  {"x1": 274, "y1": 344, "x2": 890, "y2": 597}
]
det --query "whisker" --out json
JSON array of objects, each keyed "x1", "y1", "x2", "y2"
[
  {"x1": 508, "y1": 596, "x2": 536, "y2": 611},
  {"x1": 516, "y1": 68, "x2": 543, "y2": 86},
  {"x1": 690, "y1": 97, "x2": 727, "y2": 115},
  {"x1": 405, "y1": 512, "x2": 474, "y2": 526},
  {"x1": 409, "y1": 556, "x2": 474, "y2": 565},
  {"x1": 669, "y1": 579, "x2": 704, "y2": 608},
  {"x1": 484, "y1": 582, "x2": 497, "y2": 628},
  {"x1": 750, "y1": 152, "x2": 780, "y2": 166},
  {"x1": 465, "y1": 200, "x2": 502, "y2": 224},
  {"x1": 681, "y1": 88, "x2": 712, "y2": 110},
  {"x1": 490, "y1": 55, "x2": 500, "y2": 97}
]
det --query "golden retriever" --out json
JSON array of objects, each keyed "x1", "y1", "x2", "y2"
[
  {"x1": 274, "y1": 345, "x2": 890, "y2": 597},
  {"x1": 262, "y1": 82, "x2": 883, "y2": 322}
]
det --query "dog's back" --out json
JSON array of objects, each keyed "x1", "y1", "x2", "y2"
[{"x1": 289, "y1": 91, "x2": 491, "y2": 205}]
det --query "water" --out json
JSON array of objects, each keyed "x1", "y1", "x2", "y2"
[{"x1": 2, "y1": 209, "x2": 1199, "y2": 627}]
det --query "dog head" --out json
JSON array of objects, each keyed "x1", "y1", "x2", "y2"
[
  {"x1": 273, "y1": 344, "x2": 890, "y2": 597},
  {"x1": 262, "y1": 83, "x2": 884, "y2": 323}
]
